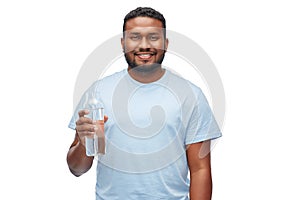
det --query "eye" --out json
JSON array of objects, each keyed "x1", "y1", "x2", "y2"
[
  {"x1": 130, "y1": 35, "x2": 141, "y2": 41},
  {"x1": 149, "y1": 35, "x2": 160, "y2": 41}
]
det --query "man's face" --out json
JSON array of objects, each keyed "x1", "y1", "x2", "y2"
[{"x1": 122, "y1": 17, "x2": 168, "y2": 72}]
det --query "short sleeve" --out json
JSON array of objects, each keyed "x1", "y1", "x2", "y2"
[
  {"x1": 185, "y1": 90, "x2": 222, "y2": 145},
  {"x1": 68, "y1": 115, "x2": 76, "y2": 130}
]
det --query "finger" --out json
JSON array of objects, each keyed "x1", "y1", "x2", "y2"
[
  {"x1": 77, "y1": 130, "x2": 95, "y2": 138},
  {"x1": 78, "y1": 109, "x2": 89, "y2": 117},
  {"x1": 76, "y1": 117, "x2": 94, "y2": 125},
  {"x1": 76, "y1": 124, "x2": 98, "y2": 132}
]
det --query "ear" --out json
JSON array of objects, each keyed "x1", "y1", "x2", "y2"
[
  {"x1": 164, "y1": 38, "x2": 169, "y2": 51},
  {"x1": 121, "y1": 37, "x2": 125, "y2": 52}
]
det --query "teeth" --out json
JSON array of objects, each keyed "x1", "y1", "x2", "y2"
[{"x1": 138, "y1": 54, "x2": 152, "y2": 59}]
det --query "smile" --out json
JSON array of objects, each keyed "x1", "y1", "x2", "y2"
[{"x1": 134, "y1": 52, "x2": 156, "y2": 60}]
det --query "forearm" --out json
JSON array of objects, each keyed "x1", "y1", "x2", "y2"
[
  {"x1": 189, "y1": 168, "x2": 212, "y2": 200},
  {"x1": 67, "y1": 141, "x2": 94, "y2": 177}
]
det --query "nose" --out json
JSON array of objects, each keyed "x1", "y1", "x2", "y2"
[{"x1": 138, "y1": 37, "x2": 151, "y2": 49}]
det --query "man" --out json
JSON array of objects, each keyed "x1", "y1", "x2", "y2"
[{"x1": 67, "y1": 7, "x2": 221, "y2": 200}]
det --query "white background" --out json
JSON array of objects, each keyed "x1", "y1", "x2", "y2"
[{"x1": 1, "y1": 0, "x2": 299, "y2": 199}]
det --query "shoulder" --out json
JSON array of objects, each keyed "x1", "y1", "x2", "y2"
[
  {"x1": 91, "y1": 69, "x2": 127, "y2": 89},
  {"x1": 166, "y1": 69, "x2": 206, "y2": 100},
  {"x1": 99, "y1": 69, "x2": 126, "y2": 84}
]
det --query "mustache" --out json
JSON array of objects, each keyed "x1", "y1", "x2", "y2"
[{"x1": 124, "y1": 48, "x2": 158, "y2": 54}]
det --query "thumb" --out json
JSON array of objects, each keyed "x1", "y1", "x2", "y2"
[{"x1": 104, "y1": 115, "x2": 109, "y2": 123}]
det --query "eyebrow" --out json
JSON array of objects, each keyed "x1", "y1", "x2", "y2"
[
  {"x1": 128, "y1": 32, "x2": 161, "y2": 35},
  {"x1": 128, "y1": 32, "x2": 141, "y2": 35}
]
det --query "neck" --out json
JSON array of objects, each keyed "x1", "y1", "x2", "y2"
[{"x1": 127, "y1": 66, "x2": 165, "y2": 83}]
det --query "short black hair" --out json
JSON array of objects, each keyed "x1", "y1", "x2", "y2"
[{"x1": 123, "y1": 7, "x2": 166, "y2": 37}]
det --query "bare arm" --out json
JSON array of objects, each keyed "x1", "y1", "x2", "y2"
[
  {"x1": 187, "y1": 140, "x2": 212, "y2": 200},
  {"x1": 67, "y1": 110, "x2": 109, "y2": 176},
  {"x1": 67, "y1": 131, "x2": 94, "y2": 177},
  {"x1": 67, "y1": 109, "x2": 104, "y2": 176}
]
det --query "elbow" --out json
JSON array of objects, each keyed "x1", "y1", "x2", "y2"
[
  {"x1": 66, "y1": 152, "x2": 82, "y2": 177},
  {"x1": 69, "y1": 168, "x2": 83, "y2": 177},
  {"x1": 66, "y1": 144, "x2": 93, "y2": 177}
]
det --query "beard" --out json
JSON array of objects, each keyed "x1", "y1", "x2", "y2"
[{"x1": 124, "y1": 50, "x2": 166, "y2": 73}]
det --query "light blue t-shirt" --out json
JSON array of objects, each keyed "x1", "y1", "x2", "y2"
[{"x1": 69, "y1": 69, "x2": 221, "y2": 200}]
